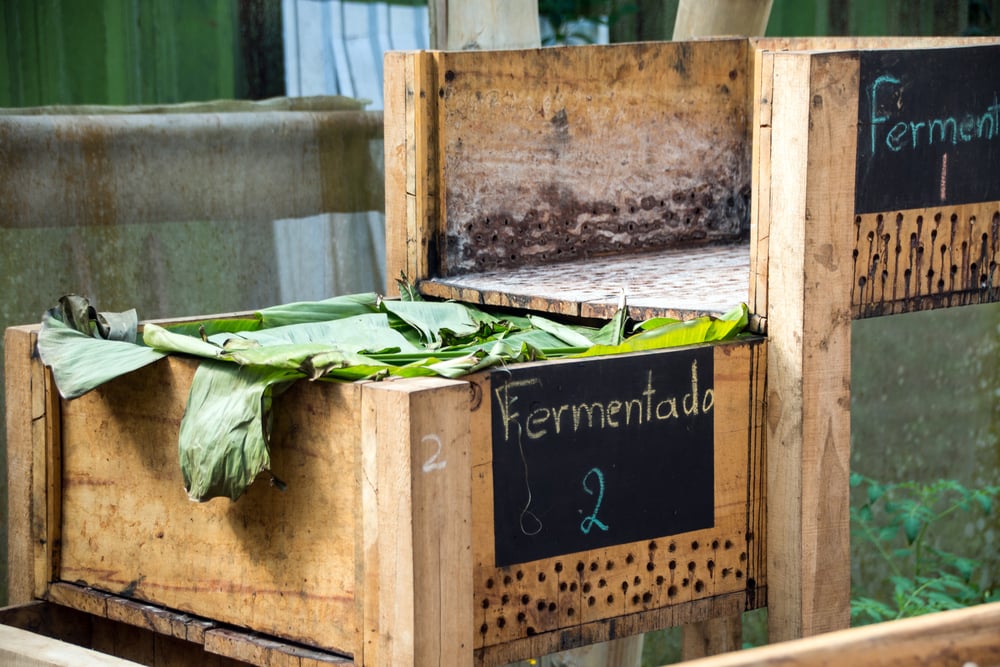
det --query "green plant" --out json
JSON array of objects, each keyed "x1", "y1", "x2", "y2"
[{"x1": 850, "y1": 473, "x2": 1000, "y2": 625}]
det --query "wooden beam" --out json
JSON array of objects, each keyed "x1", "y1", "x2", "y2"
[
  {"x1": 669, "y1": 601, "x2": 1000, "y2": 667},
  {"x1": 763, "y1": 50, "x2": 856, "y2": 641},
  {"x1": 360, "y1": 377, "x2": 473, "y2": 667},
  {"x1": 0, "y1": 623, "x2": 143, "y2": 667},
  {"x1": 429, "y1": 0, "x2": 540, "y2": 50}
]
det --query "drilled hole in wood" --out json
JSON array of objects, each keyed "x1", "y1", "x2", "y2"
[
  {"x1": 668, "y1": 542, "x2": 677, "y2": 553},
  {"x1": 855, "y1": 215, "x2": 862, "y2": 225},
  {"x1": 646, "y1": 562, "x2": 656, "y2": 572},
  {"x1": 668, "y1": 585, "x2": 678, "y2": 597},
  {"x1": 554, "y1": 562, "x2": 563, "y2": 573},
  {"x1": 583, "y1": 582, "x2": 592, "y2": 593},
  {"x1": 669, "y1": 560, "x2": 677, "y2": 570},
  {"x1": 656, "y1": 575, "x2": 665, "y2": 585},
  {"x1": 480, "y1": 623, "x2": 489, "y2": 635},
  {"x1": 633, "y1": 576, "x2": 642, "y2": 586},
  {"x1": 859, "y1": 276, "x2": 867, "y2": 288},
  {"x1": 590, "y1": 561, "x2": 599, "y2": 572},
  {"x1": 621, "y1": 581, "x2": 629, "y2": 592},
  {"x1": 521, "y1": 594, "x2": 530, "y2": 604},
  {"x1": 516, "y1": 570, "x2": 524, "y2": 581},
  {"x1": 537, "y1": 572, "x2": 546, "y2": 583},
  {"x1": 708, "y1": 560, "x2": 716, "y2": 574},
  {"x1": 598, "y1": 578, "x2": 606, "y2": 588},
  {"x1": 896, "y1": 212, "x2": 904, "y2": 224},
  {"x1": 559, "y1": 582, "x2": 568, "y2": 592},
  {"x1": 607, "y1": 594, "x2": 615, "y2": 604},
  {"x1": 687, "y1": 561, "x2": 696, "y2": 572},
  {"x1": 682, "y1": 578, "x2": 689, "y2": 587},
  {"x1": 569, "y1": 582, "x2": 578, "y2": 592},
  {"x1": 502, "y1": 575, "x2": 511, "y2": 585},
  {"x1": 867, "y1": 231, "x2": 875, "y2": 241},
  {"x1": 740, "y1": 552, "x2": 747, "y2": 562},
  {"x1": 517, "y1": 611, "x2": 526, "y2": 623},
  {"x1": 725, "y1": 540, "x2": 733, "y2": 549},
  {"x1": 588, "y1": 596, "x2": 596, "y2": 607},
  {"x1": 576, "y1": 561, "x2": 585, "y2": 572},
  {"x1": 631, "y1": 594, "x2": 641, "y2": 605},
  {"x1": 712, "y1": 539, "x2": 720, "y2": 550},
  {"x1": 691, "y1": 540, "x2": 700, "y2": 550},
  {"x1": 497, "y1": 617, "x2": 506, "y2": 629},
  {"x1": 527, "y1": 627, "x2": 537, "y2": 637},
  {"x1": 876, "y1": 213, "x2": 884, "y2": 223},
  {"x1": 502, "y1": 594, "x2": 510, "y2": 604},
  {"x1": 626, "y1": 553, "x2": 635, "y2": 564},
  {"x1": 695, "y1": 580, "x2": 705, "y2": 593},
  {"x1": 486, "y1": 578, "x2": 495, "y2": 589},
  {"x1": 549, "y1": 602, "x2": 557, "y2": 612},
  {"x1": 736, "y1": 570, "x2": 744, "y2": 579},
  {"x1": 934, "y1": 212, "x2": 942, "y2": 223},
  {"x1": 537, "y1": 601, "x2": 546, "y2": 612},
  {"x1": 482, "y1": 599, "x2": 490, "y2": 609}
]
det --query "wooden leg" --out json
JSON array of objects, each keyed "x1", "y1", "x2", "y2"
[{"x1": 681, "y1": 615, "x2": 742, "y2": 659}]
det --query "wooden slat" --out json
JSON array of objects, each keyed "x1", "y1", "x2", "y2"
[
  {"x1": 748, "y1": 46, "x2": 774, "y2": 325},
  {"x1": 0, "y1": 623, "x2": 143, "y2": 667},
  {"x1": 676, "y1": 601, "x2": 1000, "y2": 667},
  {"x1": 360, "y1": 377, "x2": 474, "y2": 667},
  {"x1": 763, "y1": 51, "x2": 856, "y2": 641},
  {"x1": 421, "y1": 244, "x2": 750, "y2": 322},
  {"x1": 383, "y1": 50, "x2": 409, "y2": 295}
]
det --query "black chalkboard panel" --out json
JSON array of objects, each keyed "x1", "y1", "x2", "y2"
[
  {"x1": 490, "y1": 347, "x2": 715, "y2": 567},
  {"x1": 856, "y1": 45, "x2": 1000, "y2": 214}
]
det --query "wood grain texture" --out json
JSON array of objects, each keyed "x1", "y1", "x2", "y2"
[
  {"x1": 360, "y1": 377, "x2": 473, "y2": 667},
  {"x1": 395, "y1": 40, "x2": 753, "y2": 278},
  {"x1": 763, "y1": 51, "x2": 856, "y2": 641},
  {"x1": 56, "y1": 357, "x2": 364, "y2": 656},
  {"x1": 468, "y1": 340, "x2": 767, "y2": 665},
  {"x1": 675, "y1": 600, "x2": 1000, "y2": 667},
  {"x1": 421, "y1": 243, "x2": 750, "y2": 322},
  {"x1": 5, "y1": 326, "x2": 37, "y2": 605},
  {"x1": 0, "y1": 622, "x2": 144, "y2": 667}
]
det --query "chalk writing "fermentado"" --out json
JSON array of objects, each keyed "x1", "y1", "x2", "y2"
[
  {"x1": 494, "y1": 360, "x2": 713, "y2": 443},
  {"x1": 869, "y1": 75, "x2": 1000, "y2": 155}
]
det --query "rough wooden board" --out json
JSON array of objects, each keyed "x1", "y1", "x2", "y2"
[
  {"x1": 55, "y1": 357, "x2": 363, "y2": 656},
  {"x1": 5, "y1": 326, "x2": 37, "y2": 605},
  {"x1": 421, "y1": 243, "x2": 750, "y2": 322},
  {"x1": 749, "y1": 47, "x2": 773, "y2": 322},
  {"x1": 763, "y1": 51, "x2": 855, "y2": 641},
  {"x1": 852, "y1": 203, "x2": 1000, "y2": 317},
  {"x1": 426, "y1": 40, "x2": 752, "y2": 276},
  {"x1": 678, "y1": 600, "x2": 1000, "y2": 667},
  {"x1": 0, "y1": 623, "x2": 144, "y2": 667},
  {"x1": 360, "y1": 377, "x2": 473, "y2": 667},
  {"x1": 384, "y1": 50, "x2": 410, "y2": 295},
  {"x1": 467, "y1": 340, "x2": 766, "y2": 664}
]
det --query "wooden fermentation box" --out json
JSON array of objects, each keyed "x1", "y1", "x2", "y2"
[{"x1": 6, "y1": 36, "x2": 1000, "y2": 666}]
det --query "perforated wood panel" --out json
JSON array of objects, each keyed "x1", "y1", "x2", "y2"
[
  {"x1": 852, "y1": 203, "x2": 1000, "y2": 317},
  {"x1": 465, "y1": 341, "x2": 766, "y2": 663}
]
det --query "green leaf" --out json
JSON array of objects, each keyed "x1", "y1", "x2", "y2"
[
  {"x1": 527, "y1": 314, "x2": 597, "y2": 348},
  {"x1": 143, "y1": 323, "x2": 225, "y2": 359},
  {"x1": 38, "y1": 309, "x2": 167, "y2": 399},
  {"x1": 179, "y1": 361, "x2": 301, "y2": 501},
  {"x1": 867, "y1": 482, "x2": 886, "y2": 504},
  {"x1": 256, "y1": 293, "x2": 379, "y2": 327},
  {"x1": 380, "y1": 299, "x2": 481, "y2": 344},
  {"x1": 902, "y1": 513, "x2": 923, "y2": 545}
]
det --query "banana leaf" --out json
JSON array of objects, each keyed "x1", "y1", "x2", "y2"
[
  {"x1": 179, "y1": 360, "x2": 301, "y2": 501},
  {"x1": 256, "y1": 292, "x2": 380, "y2": 327},
  {"x1": 37, "y1": 299, "x2": 166, "y2": 399}
]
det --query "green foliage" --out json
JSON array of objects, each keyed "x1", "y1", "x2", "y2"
[{"x1": 850, "y1": 473, "x2": 1000, "y2": 625}]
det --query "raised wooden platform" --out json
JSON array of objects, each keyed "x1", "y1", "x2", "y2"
[{"x1": 420, "y1": 243, "x2": 750, "y2": 322}]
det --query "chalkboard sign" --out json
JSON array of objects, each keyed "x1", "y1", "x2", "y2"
[
  {"x1": 490, "y1": 348, "x2": 715, "y2": 567},
  {"x1": 856, "y1": 45, "x2": 1000, "y2": 214}
]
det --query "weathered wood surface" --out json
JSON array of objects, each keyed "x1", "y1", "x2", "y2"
[
  {"x1": 469, "y1": 340, "x2": 767, "y2": 665},
  {"x1": 673, "y1": 0, "x2": 774, "y2": 40},
  {"x1": 0, "y1": 622, "x2": 143, "y2": 667},
  {"x1": 421, "y1": 243, "x2": 750, "y2": 322},
  {"x1": 384, "y1": 39, "x2": 753, "y2": 285},
  {"x1": 759, "y1": 50, "x2": 856, "y2": 641},
  {"x1": 675, "y1": 601, "x2": 1000, "y2": 667},
  {"x1": 55, "y1": 356, "x2": 364, "y2": 656},
  {"x1": 360, "y1": 377, "x2": 474, "y2": 667}
]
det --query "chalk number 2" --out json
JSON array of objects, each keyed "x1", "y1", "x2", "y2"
[
  {"x1": 580, "y1": 467, "x2": 609, "y2": 534},
  {"x1": 421, "y1": 434, "x2": 447, "y2": 473}
]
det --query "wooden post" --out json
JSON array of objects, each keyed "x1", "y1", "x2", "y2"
[
  {"x1": 676, "y1": 2, "x2": 772, "y2": 658},
  {"x1": 673, "y1": 0, "x2": 774, "y2": 40},
  {"x1": 429, "y1": 0, "x2": 540, "y2": 50},
  {"x1": 360, "y1": 377, "x2": 474, "y2": 667},
  {"x1": 759, "y1": 50, "x2": 856, "y2": 641}
]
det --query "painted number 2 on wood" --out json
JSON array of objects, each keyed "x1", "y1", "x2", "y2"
[{"x1": 490, "y1": 348, "x2": 716, "y2": 567}]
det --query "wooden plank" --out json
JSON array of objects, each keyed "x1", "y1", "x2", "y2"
[
  {"x1": 470, "y1": 340, "x2": 767, "y2": 665},
  {"x1": 681, "y1": 615, "x2": 743, "y2": 659},
  {"x1": 383, "y1": 50, "x2": 409, "y2": 295},
  {"x1": 763, "y1": 51, "x2": 856, "y2": 641},
  {"x1": 421, "y1": 243, "x2": 750, "y2": 322},
  {"x1": 0, "y1": 623, "x2": 143, "y2": 667},
  {"x1": 422, "y1": 40, "x2": 751, "y2": 277},
  {"x1": 676, "y1": 601, "x2": 1000, "y2": 667},
  {"x1": 433, "y1": 0, "x2": 541, "y2": 50},
  {"x1": 204, "y1": 628, "x2": 352, "y2": 666},
  {"x1": 673, "y1": 0, "x2": 774, "y2": 40},
  {"x1": 5, "y1": 326, "x2": 38, "y2": 605},
  {"x1": 748, "y1": 48, "x2": 774, "y2": 328},
  {"x1": 360, "y1": 377, "x2": 474, "y2": 667},
  {"x1": 54, "y1": 358, "x2": 364, "y2": 655}
]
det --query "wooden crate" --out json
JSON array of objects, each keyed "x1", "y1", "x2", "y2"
[{"x1": 6, "y1": 323, "x2": 765, "y2": 666}]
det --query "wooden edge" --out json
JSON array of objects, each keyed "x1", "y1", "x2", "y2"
[
  {"x1": 764, "y1": 51, "x2": 856, "y2": 642},
  {"x1": 384, "y1": 50, "x2": 409, "y2": 296},
  {"x1": 475, "y1": 589, "x2": 755, "y2": 666},
  {"x1": 681, "y1": 615, "x2": 743, "y2": 660},
  {"x1": 748, "y1": 48, "x2": 774, "y2": 323},
  {"x1": 0, "y1": 622, "x2": 144, "y2": 667},
  {"x1": 203, "y1": 628, "x2": 352, "y2": 666},
  {"x1": 43, "y1": 583, "x2": 350, "y2": 665},
  {"x1": 361, "y1": 377, "x2": 473, "y2": 667},
  {"x1": 677, "y1": 601, "x2": 1000, "y2": 667},
  {"x1": 5, "y1": 325, "x2": 52, "y2": 604}
]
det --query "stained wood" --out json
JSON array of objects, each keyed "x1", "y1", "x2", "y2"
[
  {"x1": 383, "y1": 40, "x2": 753, "y2": 286},
  {"x1": 56, "y1": 357, "x2": 364, "y2": 656},
  {"x1": 5, "y1": 326, "x2": 37, "y2": 605},
  {"x1": 421, "y1": 243, "x2": 750, "y2": 322},
  {"x1": 762, "y1": 50, "x2": 856, "y2": 641},
  {"x1": 360, "y1": 377, "x2": 473, "y2": 667},
  {"x1": 469, "y1": 340, "x2": 767, "y2": 665},
  {"x1": 676, "y1": 601, "x2": 1000, "y2": 667}
]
